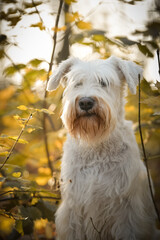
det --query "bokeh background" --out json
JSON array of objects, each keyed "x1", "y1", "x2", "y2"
[{"x1": 0, "y1": 0, "x2": 160, "y2": 239}]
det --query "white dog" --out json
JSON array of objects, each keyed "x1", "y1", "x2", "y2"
[{"x1": 47, "y1": 56, "x2": 159, "y2": 240}]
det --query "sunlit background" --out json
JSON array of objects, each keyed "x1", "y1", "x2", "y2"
[{"x1": 1, "y1": 0, "x2": 160, "y2": 82}]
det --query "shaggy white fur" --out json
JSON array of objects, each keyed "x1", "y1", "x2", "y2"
[{"x1": 47, "y1": 56, "x2": 159, "y2": 240}]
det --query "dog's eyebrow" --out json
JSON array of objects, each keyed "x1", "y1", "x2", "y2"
[
  {"x1": 74, "y1": 82, "x2": 83, "y2": 88},
  {"x1": 98, "y1": 77, "x2": 110, "y2": 87}
]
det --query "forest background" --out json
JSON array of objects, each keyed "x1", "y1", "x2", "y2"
[{"x1": 0, "y1": 0, "x2": 160, "y2": 239}]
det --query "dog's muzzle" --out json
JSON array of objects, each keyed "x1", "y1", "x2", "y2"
[{"x1": 79, "y1": 97, "x2": 95, "y2": 111}]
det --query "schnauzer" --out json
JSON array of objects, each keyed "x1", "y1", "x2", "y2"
[{"x1": 47, "y1": 56, "x2": 159, "y2": 240}]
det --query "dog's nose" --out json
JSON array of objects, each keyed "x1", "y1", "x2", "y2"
[{"x1": 79, "y1": 97, "x2": 95, "y2": 111}]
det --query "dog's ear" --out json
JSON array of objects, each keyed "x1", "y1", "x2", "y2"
[
  {"x1": 47, "y1": 57, "x2": 78, "y2": 91},
  {"x1": 109, "y1": 56, "x2": 143, "y2": 94}
]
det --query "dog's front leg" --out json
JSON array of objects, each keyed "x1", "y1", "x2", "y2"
[
  {"x1": 55, "y1": 201, "x2": 74, "y2": 240},
  {"x1": 55, "y1": 201, "x2": 85, "y2": 240}
]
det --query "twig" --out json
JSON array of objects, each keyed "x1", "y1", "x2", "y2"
[
  {"x1": 90, "y1": 217, "x2": 101, "y2": 240},
  {"x1": 46, "y1": 0, "x2": 64, "y2": 86},
  {"x1": 42, "y1": 0, "x2": 63, "y2": 173},
  {"x1": 0, "y1": 195, "x2": 60, "y2": 202},
  {"x1": 0, "y1": 189, "x2": 59, "y2": 197},
  {"x1": 0, "y1": 113, "x2": 32, "y2": 170},
  {"x1": 138, "y1": 74, "x2": 160, "y2": 222},
  {"x1": 31, "y1": 0, "x2": 44, "y2": 24},
  {"x1": 157, "y1": 49, "x2": 160, "y2": 75},
  {"x1": 32, "y1": 0, "x2": 53, "y2": 39}
]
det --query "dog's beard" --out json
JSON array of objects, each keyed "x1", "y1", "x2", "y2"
[{"x1": 62, "y1": 98, "x2": 114, "y2": 143}]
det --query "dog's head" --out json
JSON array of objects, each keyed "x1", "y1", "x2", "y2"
[{"x1": 47, "y1": 56, "x2": 143, "y2": 144}]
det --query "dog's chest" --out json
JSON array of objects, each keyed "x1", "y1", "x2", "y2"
[{"x1": 61, "y1": 142, "x2": 128, "y2": 205}]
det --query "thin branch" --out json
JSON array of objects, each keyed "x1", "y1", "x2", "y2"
[
  {"x1": 42, "y1": 0, "x2": 63, "y2": 173},
  {"x1": 0, "y1": 113, "x2": 32, "y2": 170},
  {"x1": 90, "y1": 217, "x2": 101, "y2": 240},
  {"x1": 31, "y1": 0, "x2": 44, "y2": 24},
  {"x1": 46, "y1": 0, "x2": 64, "y2": 86},
  {"x1": 157, "y1": 49, "x2": 160, "y2": 75},
  {"x1": 0, "y1": 195, "x2": 60, "y2": 202},
  {"x1": 0, "y1": 190, "x2": 61, "y2": 202},
  {"x1": 0, "y1": 189, "x2": 60, "y2": 197},
  {"x1": 148, "y1": 154, "x2": 160, "y2": 160},
  {"x1": 138, "y1": 74, "x2": 160, "y2": 222},
  {"x1": 32, "y1": 0, "x2": 53, "y2": 39}
]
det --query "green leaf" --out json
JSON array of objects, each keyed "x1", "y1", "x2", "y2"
[
  {"x1": 29, "y1": 58, "x2": 43, "y2": 67},
  {"x1": 8, "y1": 15, "x2": 21, "y2": 27},
  {"x1": 92, "y1": 35, "x2": 106, "y2": 42},
  {"x1": 15, "y1": 220, "x2": 24, "y2": 235},
  {"x1": 35, "y1": 200, "x2": 57, "y2": 221},
  {"x1": 24, "y1": 1, "x2": 42, "y2": 8},
  {"x1": 20, "y1": 205, "x2": 42, "y2": 221},
  {"x1": 3, "y1": 66, "x2": 17, "y2": 76},
  {"x1": 3, "y1": 64, "x2": 26, "y2": 76},
  {"x1": 22, "y1": 218, "x2": 34, "y2": 235},
  {"x1": 137, "y1": 43, "x2": 153, "y2": 57},
  {"x1": 24, "y1": 69, "x2": 47, "y2": 84},
  {"x1": 71, "y1": 29, "x2": 106, "y2": 44},
  {"x1": 116, "y1": 37, "x2": 137, "y2": 46}
]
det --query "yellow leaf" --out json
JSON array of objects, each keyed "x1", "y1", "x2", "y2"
[
  {"x1": 9, "y1": 136, "x2": 28, "y2": 144},
  {"x1": 52, "y1": 26, "x2": 67, "y2": 32},
  {"x1": 54, "y1": 159, "x2": 61, "y2": 170},
  {"x1": 125, "y1": 105, "x2": 136, "y2": 112},
  {"x1": 65, "y1": 13, "x2": 75, "y2": 23},
  {"x1": 61, "y1": 25, "x2": 67, "y2": 31},
  {"x1": 92, "y1": 35, "x2": 106, "y2": 41},
  {"x1": 38, "y1": 167, "x2": 51, "y2": 175},
  {"x1": 19, "y1": 123, "x2": 25, "y2": 128},
  {"x1": 0, "y1": 151, "x2": 9, "y2": 156},
  {"x1": 31, "y1": 22, "x2": 45, "y2": 30},
  {"x1": 12, "y1": 172, "x2": 21, "y2": 178},
  {"x1": 65, "y1": 0, "x2": 77, "y2": 5},
  {"x1": 0, "y1": 215, "x2": 14, "y2": 235},
  {"x1": 13, "y1": 115, "x2": 21, "y2": 120},
  {"x1": 17, "y1": 105, "x2": 28, "y2": 111},
  {"x1": 40, "y1": 108, "x2": 54, "y2": 115},
  {"x1": 0, "y1": 86, "x2": 15, "y2": 101},
  {"x1": 27, "y1": 128, "x2": 35, "y2": 133},
  {"x1": 36, "y1": 176, "x2": 50, "y2": 186},
  {"x1": 15, "y1": 220, "x2": 23, "y2": 235},
  {"x1": 55, "y1": 140, "x2": 63, "y2": 149},
  {"x1": 76, "y1": 21, "x2": 92, "y2": 30},
  {"x1": 65, "y1": 12, "x2": 80, "y2": 23}
]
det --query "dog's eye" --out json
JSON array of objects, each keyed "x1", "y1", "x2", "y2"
[
  {"x1": 99, "y1": 79, "x2": 107, "y2": 87},
  {"x1": 75, "y1": 82, "x2": 82, "y2": 88}
]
